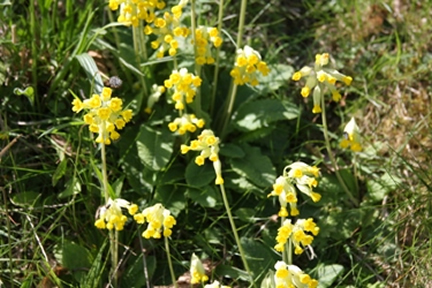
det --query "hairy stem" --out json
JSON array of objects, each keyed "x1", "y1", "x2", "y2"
[{"x1": 165, "y1": 237, "x2": 178, "y2": 288}]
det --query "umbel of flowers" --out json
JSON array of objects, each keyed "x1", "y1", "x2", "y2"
[
  {"x1": 340, "y1": 117, "x2": 362, "y2": 152},
  {"x1": 274, "y1": 218, "x2": 319, "y2": 255},
  {"x1": 108, "y1": 0, "x2": 167, "y2": 26},
  {"x1": 164, "y1": 68, "x2": 202, "y2": 110},
  {"x1": 168, "y1": 113, "x2": 205, "y2": 135},
  {"x1": 181, "y1": 129, "x2": 224, "y2": 185},
  {"x1": 230, "y1": 45, "x2": 270, "y2": 86},
  {"x1": 133, "y1": 203, "x2": 177, "y2": 239},
  {"x1": 292, "y1": 53, "x2": 353, "y2": 113},
  {"x1": 274, "y1": 261, "x2": 318, "y2": 288},
  {"x1": 94, "y1": 198, "x2": 138, "y2": 231},
  {"x1": 71, "y1": 87, "x2": 133, "y2": 145},
  {"x1": 267, "y1": 162, "x2": 321, "y2": 217},
  {"x1": 193, "y1": 26, "x2": 223, "y2": 65}
]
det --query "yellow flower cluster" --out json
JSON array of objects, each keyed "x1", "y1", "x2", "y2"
[
  {"x1": 145, "y1": 84, "x2": 166, "y2": 114},
  {"x1": 164, "y1": 68, "x2": 202, "y2": 110},
  {"x1": 230, "y1": 45, "x2": 270, "y2": 86},
  {"x1": 108, "y1": 0, "x2": 166, "y2": 26},
  {"x1": 274, "y1": 218, "x2": 319, "y2": 255},
  {"x1": 181, "y1": 129, "x2": 223, "y2": 185},
  {"x1": 274, "y1": 261, "x2": 318, "y2": 288},
  {"x1": 144, "y1": 1, "x2": 189, "y2": 58},
  {"x1": 340, "y1": 117, "x2": 362, "y2": 152},
  {"x1": 133, "y1": 203, "x2": 176, "y2": 239},
  {"x1": 292, "y1": 53, "x2": 353, "y2": 114},
  {"x1": 267, "y1": 162, "x2": 321, "y2": 217},
  {"x1": 94, "y1": 198, "x2": 138, "y2": 231},
  {"x1": 190, "y1": 253, "x2": 209, "y2": 284},
  {"x1": 168, "y1": 114, "x2": 205, "y2": 135},
  {"x1": 71, "y1": 87, "x2": 132, "y2": 145},
  {"x1": 194, "y1": 26, "x2": 223, "y2": 65}
]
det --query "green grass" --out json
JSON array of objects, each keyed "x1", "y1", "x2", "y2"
[{"x1": 1, "y1": 0, "x2": 432, "y2": 287}]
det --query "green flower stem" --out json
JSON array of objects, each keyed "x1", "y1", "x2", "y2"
[
  {"x1": 2, "y1": 187, "x2": 14, "y2": 288},
  {"x1": 165, "y1": 236, "x2": 178, "y2": 288},
  {"x1": 219, "y1": 0, "x2": 246, "y2": 137},
  {"x1": 132, "y1": 26, "x2": 148, "y2": 99},
  {"x1": 287, "y1": 238, "x2": 293, "y2": 265},
  {"x1": 190, "y1": 0, "x2": 202, "y2": 117},
  {"x1": 353, "y1": 153, "x2": 360, "y2": 194},
  {"x1": 320, "y1": 96, "x2": 359, "y2": 206},
  {"x1": 101, "y1": 141, "x2": 118, "y2": 287},
  {"x1": 210, "y1": 0, "x2": 225, "y2": 115},
  {"x1": 219, "y1": 183, "x2": 255, "y2": 286}
]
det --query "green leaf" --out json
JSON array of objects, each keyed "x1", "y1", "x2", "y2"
[
  {"x1": 316, "y1": 264, "x2": 344, "y2": 288},
  {"x1": 367, "y1": 172, "x2": 401, "y2": 202},
  {"x1": 75, "y1": 52, "x2": 104, "y2": 93},
  {"x1": 187, "y1": 185, "x2": 220, "y2": 208},
  {"x1": 55, "y1": 241, "x2": 91, "y2": 283},
  {"x1": 52, "y1": 158, "x2": 68, "y2": 187},
  {"x1": 233, "y1": 99, "x2": 299, "y2": 132},
  {"x1": 185, "y1": 161, "x2": 215, "y2": 187},
  {"x1": 136, "y1": 125, "x2": 174, "y2": 171},
  {"x1": 256, "y1": 63, "x2": 294, "y2": 92},
  {"x1": 219, "y1": 143, "x2": 245, "y2": 158},
  {"x1": 214, "y1": 265, "x2": 250, "y2": 282},
  {"x1": 13, "y1": 86, "x2": 35, "y2": 105},
  {"x1": 235, "y1": 208, "x2": 256, "y2": 223},
  {"x1": 230, "y1": 144, "x2": 276, "y2": 188},
  {"x1": 82, "y1": 240, "x2": 108, "y2": 287},
  {"x1": 11, "y1": 191, "x2": 41, "y2": 207},
  {"x1": 58, "y1": 176, "x2": 81, "y2": 198},
  {"x1": 154, "y1": 185, "x2": 186, "y2": 216},
  {"x1": 241, "y1": 237, "x2": 278, "y2": 282}
]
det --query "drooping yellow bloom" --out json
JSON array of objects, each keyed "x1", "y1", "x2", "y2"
[
  {"x1": 340, "y1": 117, "x2": 362, "y2": 152},
  {"x1": 193, "y1": 26, "x2": 223, "y2": 65},
  {"x1": 108, "y1": 0, "x2": 166, "y2": 26},
  {"x1": 164, "y1": 68, "x2": 202, "y2": 110},
  {"x1": 190, "y1": 253, "x2": 209, "y2": 284},
  {"x1": 71, "y1": 87, "x2": 132, "y2": 145},
  {"x1": 267, "y1": 162, "x2": 321, "y2": 216},
  {"x1": 292, "y1": 53, "x2": 352, "y2": 114},
  {"x1": 168, "y1": 113, "x2": 205, "y2": 135},
  {"x1": 94, "y1": 198, "x2": 138, "y2": 231},
  {"x1": 274, "y1": 218, "x2": 319, "y2": 254},
  {"x1": 230, "y1": 45, "x2": 270, "y2": 86},
  {"x1": 133, "y1": 203, "x2": 176, "y2": 239},
  {"x1": 274, "y1": 261, "x2": 318, "y2": 288},
  {"x1": 181, "y1": 129, "x2": 224, "y2": 185}
]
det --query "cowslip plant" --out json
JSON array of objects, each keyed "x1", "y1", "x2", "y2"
[
  {"x1": 292, "y1": 53, "x2": 358, "y2": 206},
  {"x1": 71, "y1": 86, "x2": 134, "y2": 286}
]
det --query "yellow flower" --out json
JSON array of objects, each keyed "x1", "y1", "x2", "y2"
[
  {"x1": 292, "y1": 53, "x2": 352, "y2": 113},
  {"x1": 230, "y1": 45, "x2": 270, "y2": 86},
  {"x1": 193, "y1": 26, "x2": 223, "y2": 65},
  {"x1": 190, "y1": 253, "x2": 209, "y2": 284},
  {"x1": 145, "y1": 84, "x2": 166, "y2": 113},
  {"x1": 164, "y1": 68, "x2": 201, "y2": 110},
  {"x1": 94, "y1": 198, "x2": 138, "y2": 231},
  {"x1": 168, "y1": 114, "x2": 205, "y2": 135},
  {"x1": 135, "y1": 203, "x2": 176, "y2": 239},
  {"x1": 340, "y1": 117, "x2": 362, "y2": 152},
  {"x1": 274, "y1": 261, "x2": 318, "y2": 288},
  {"x1": 71, "y1": 87, "x2": 133, "y2": 145}
]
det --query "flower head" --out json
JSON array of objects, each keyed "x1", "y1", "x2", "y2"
[
  {"x1": 94, "y1": 198, "x2": 138, "y2": 231},
  {"x1": 181, "y1": 129, "x2": 223, "y2": 185},
  {"x1": 168, "y1": 113, "x2": 205, "y2": 135},
  {"x1": 292, "y1": 53, "x2": 352, "y2": 113},
  {"x1": 134, "y1": 203, "x2": 176, "y2": 239},
  {"x1": 268, "y1": 162, "x2": 321, "y2": 216},
  {"x1": 274, "y1": 261, "x2": 318, "y2": 288},
  {"x1": 108, "y1": 0, "x2": 166, "y2": 26},
  {"x1": 190, "y1": 253, "x2": 209, "y2": 284},
  {"x1": 164, "y1": 68, "x2": 202, "y2": 110},
  {"x1": 72, "y1": 87, "x2": 132, "y2": 145},
  {"x1": 274, "y1": 218, "x2": 319, "y2": 254},
  {"x1": 230, "y1": 45, "x2": 270, "y2": 86},
  {"x1": 194, "y1": 26, "x2": 223, "y2": 65},
  {"x1": 340, "y1": 117, "x2": 362, "y2": 152}
]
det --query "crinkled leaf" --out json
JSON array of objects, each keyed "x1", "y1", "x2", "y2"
[
  {"x1": 58, "y1": 176, "x2": 81, "y2": 198},
  {"x1": 154, "y1": 185, "x2": 186, "y2": 216},
  {"x1": 316, "y1": 264, "x2": 344, "y2": 288},
  {"x1": 82, "y1": 240, "x2": 107, "y2": 287},
  {"x1": 187, "y1": 185, "x2": 220, "y2": 208},
  {"x1": 55, "y1": 241, "x2": 91, "y2": 283},
  {"x1": 256, "y1": 63, "x2": 294, "y2": 92},
  {"x1": 136, "y1": 125, "x2": 174, "y2": 171},
  {"x1": 233, "y1": 99, "x2": 299, "y2": 131},
  {"x1": 122, "y1": 255, "x2": 156, "y2": 287},
  {"x1": 235, "y1": 208, "x2": 257, "y2": 223},
  {"x1": 75, "y1": 53, "x2": 104, "y2": 93},
  {"x1": 230, "y1": 144, "x2": 276, "y2": 188},
  {"x1": 367, "y1": 172, "x2": 401, "y2": 202},
  {"x1": 241, "y1": 237, "x2": 278, "y2": 283},
  {"x1": 185, "y1": 161, "x2": 214, "y2": 188},
  {"x1": 219, "y1": 143, "x2": 245, "y2": 158}
]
